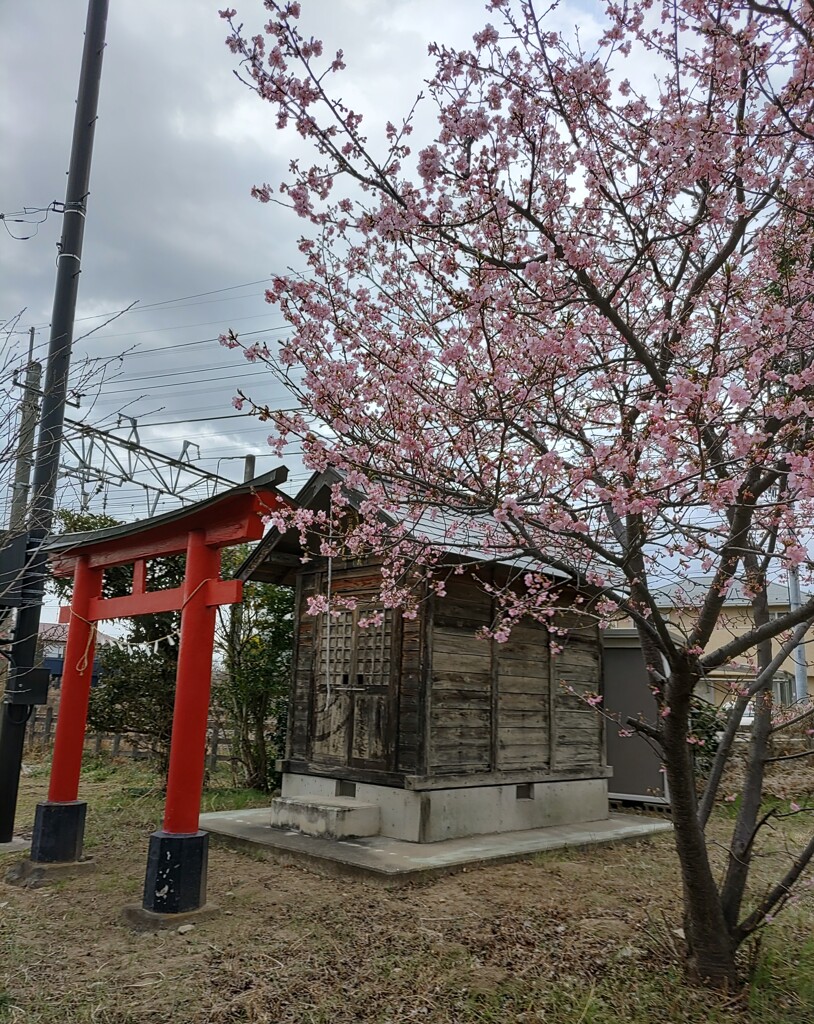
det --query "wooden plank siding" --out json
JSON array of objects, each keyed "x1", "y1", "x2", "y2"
[
  {"x1": 429, "y1": 577, "x2": 493, "y2": 773},
  {"x1": 397, "y1": 598, "x2": 424, "y2": 774},
  {"x1": 287, "y1": 571, "x2": 319, "y2": 761},
  {"x1": 430, "y1": 626, "x2": 492, "y2": 771},
  {"x1": 427, "y1": 575, "x2": 603, "y2": 779},
  {"x1": 551, "y1": 635, "x2": 603, "y2": 770},
  {"x1": 286, "y1": 556, "x2": 603, "y2": 785},
  {"x1": 496, "y1": 623, "x2": 550, "y2": 769}
]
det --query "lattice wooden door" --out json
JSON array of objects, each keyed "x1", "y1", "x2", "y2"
[{"x1": 310, "y1": 604, "x2": 395, "y2": 770}]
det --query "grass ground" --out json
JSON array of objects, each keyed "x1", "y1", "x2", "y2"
[{"x1": 1, "y1": 757, "x2": 813, "y2": 1024}]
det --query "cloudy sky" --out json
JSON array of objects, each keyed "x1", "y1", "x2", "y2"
[{"x1": 1, "y1": 0, "x2": 600, "y2": 522}]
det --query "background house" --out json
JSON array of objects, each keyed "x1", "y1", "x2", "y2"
[
  {"x1": 38, "y1": 622, "x2": 116, "y2": 689},
  {"x1": 602, "y1": 576, "x2": 812, "y2": 805},
  {"x1": 649, "y1": 577, "x2": 810, "y2": 706}
]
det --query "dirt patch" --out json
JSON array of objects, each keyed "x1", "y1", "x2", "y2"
[{"x1": 1, "y1": 762, "x2": 813, "y2": 1024}]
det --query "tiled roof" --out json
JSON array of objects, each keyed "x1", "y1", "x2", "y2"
[{"x1": 239, "y1": 468, "x2": 568, "y2": 583}]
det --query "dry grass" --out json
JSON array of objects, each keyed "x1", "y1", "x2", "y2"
[{"x1": 1, "y1": 757, "x2": 813, "y2": 1024}]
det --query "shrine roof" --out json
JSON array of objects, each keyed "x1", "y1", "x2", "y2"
[{"x1": 238, "y1": 468, "x2": 567, "y2": 585}]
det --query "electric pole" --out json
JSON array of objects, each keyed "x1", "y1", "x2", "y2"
[
  {"x1": 788, "y1": 566, "x2": 810, "y2": 703},
  {"x1": 0, "y1": 0, "x2": 110, "y2": 842},
  {"x1": 9, "y1": 329, "x2": 43, "y2": 534}
]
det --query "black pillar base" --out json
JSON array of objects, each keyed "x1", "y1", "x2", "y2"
[
  {"x1": 30, "y1": 801, "x2": 87, "y2": 863},
  {"x1": 142, "y1": 830, "x2": 208, "y2": 914}
]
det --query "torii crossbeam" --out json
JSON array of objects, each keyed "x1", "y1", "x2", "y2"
[{"x1": 25, "y1": 469, "x2": 288, "y2": 924}]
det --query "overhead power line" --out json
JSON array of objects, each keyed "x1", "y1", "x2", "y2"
[
  {"x1": 11, "y1": 320, "x2": 292, "y2": 368},
  {"x1": 123, "y1": 325, "x2": 291, "y2": 358},
  {"x1": 95, "y1": 411, "x2": 250, "y2": 428},
  {"x1": 67, "y1": 310, "x2": 283, "y2": 344},
  {"x1": 8, "y1": 277, "x2": 278, "y2": 333},
  {"x1": 99, "y1": 367, "x2": 271, "y2": 395},
  {"x1": 99, "y1": 357, "x2": 285, "y2": 384}
]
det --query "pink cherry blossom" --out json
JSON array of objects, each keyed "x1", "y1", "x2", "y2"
[{"x1": 221, "y1": 1, "x2": 814, "y2": 983}]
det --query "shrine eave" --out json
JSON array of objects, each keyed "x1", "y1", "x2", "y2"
[{"x1": 45, "y1": 466, "x2": 289, "y2": 575}]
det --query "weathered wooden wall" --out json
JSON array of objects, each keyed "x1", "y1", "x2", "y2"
[
  {"x1": 430, "y1": 576, "x2": 493, "y2": 773},
  {"x1": 396, "y1": 587, "x2": 425, "y2": 774},
  {"x1": 291, "y1": 564, "x2": 399, "y2": 772},
  {"x1": 495, "y1": 620, "x2": 551, "y2": 770},
  {"x1": 285, "y1": 560, "x2": 603, "y2": 783},
  {"x1": 427, "y1": 575, "x2": 603, "y2": 777},
  {"x1": 286, "y1": 570, "x2": 319, "y2": 762},
  {"x1": 551, "y1": 632, "x2": 603, "y2": 771}
]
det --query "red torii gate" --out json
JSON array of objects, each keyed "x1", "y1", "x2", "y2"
[{"x1": 27, "y1": 469, "x2": 288, "y2": 923}]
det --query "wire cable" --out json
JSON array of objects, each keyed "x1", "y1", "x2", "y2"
[
  {"x1": 120, "y1": 325, "x2": 291, "y2": 358},
  {"x1": 7, "y1": 277, "x2": 278, "y2": 332}
]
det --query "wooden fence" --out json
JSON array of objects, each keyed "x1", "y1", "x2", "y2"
[{"x1": 25, "y1": 706, "x2": 232, "y2": 770}]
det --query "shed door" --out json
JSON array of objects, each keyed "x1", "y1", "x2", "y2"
[{"x1": 311, "y1": 605, "x2": 394, "y2": 771}]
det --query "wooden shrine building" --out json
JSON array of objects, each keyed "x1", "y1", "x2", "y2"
[{"x1": 240, "y1": 471, "x2": 610, "y2": 844}]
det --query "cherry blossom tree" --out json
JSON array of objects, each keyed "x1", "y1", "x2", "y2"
[{"x1": 221, "y1": 0, "x2": 814, "y2": 986}]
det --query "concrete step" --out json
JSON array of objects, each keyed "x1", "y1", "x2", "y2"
[{"x1": 270, "y1": 795, "x2": 381, "y2": 839}]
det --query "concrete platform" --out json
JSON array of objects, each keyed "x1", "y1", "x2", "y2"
[{"x1": 200, "y1": 809, "x2": 672, "y2": 887}]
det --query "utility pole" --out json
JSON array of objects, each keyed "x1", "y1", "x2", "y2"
[
  {"x1": 788, "y1": 566, "x2": 810, "y2": 704},
  {"x1": 0, "y1": 0, "x2": 110, "y2": 843},
  {"x1": 9, "y1": 329, "x2": 43, "y2": 534}
]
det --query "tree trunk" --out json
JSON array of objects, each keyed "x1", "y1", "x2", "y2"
[
  {"x1": 252, "y1": 711, "x2": 270, "y2": 791},
  {"x1": 234, "y1": 703, "x2": 271, "y2": 791},
  {"x1": 720, "y1": 567, "x2": 773, "y2": 929},
  {"x1": 630, "y1": 587, "x2": 738, "y2": 984},
  {"x1": 663, "y1": 670, "x2": 738, "y2": 987}
]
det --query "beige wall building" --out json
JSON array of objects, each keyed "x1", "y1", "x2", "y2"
[{"x1": 615, "y1": 577, "x2": 812, "y2": 707}]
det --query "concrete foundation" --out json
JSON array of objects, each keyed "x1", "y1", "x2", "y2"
[
  {"x1": 271, "y1": 796, "x2": 380, "y2": 838},
  {"x1": 0, "y1": 838, "x2": 31, "y2": 856},
  {"x1": 4, "y1": 856, "x2": 96, "y2": 888},
  {"x1": 280, "y1": 773, "x2": 608, "y2": 842},
  {"x1": 122, "y1": 902, "x2": 220, "y2": 932}
]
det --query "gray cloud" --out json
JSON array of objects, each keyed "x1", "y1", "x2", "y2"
[{"x1": 2, "y1": 0, "x2": 597, "y2": 521}]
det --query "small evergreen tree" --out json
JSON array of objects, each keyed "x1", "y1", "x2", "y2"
[
  {"x1": 215, "y1": 547, "x2": 294, "y2": 791},
  {"x1": 89, "y1": 642, "x2": 178, "y2": 775}
]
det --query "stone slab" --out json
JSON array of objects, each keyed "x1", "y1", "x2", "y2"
[
  {"x1": 0, "y1": 838, "x2": 31, "y2": 856},
  {"x1": 4, "y1": 857, "x2": 96, "y2": 888},
  {"x1": 200, "y1": 809, "x2": 672, "y2": 887},
  {"x1": 121, "y1": 902, "x2": 220, "y2": 932},
  {"x1": 270, "y1": 795, "x2": 380, "y2": 838}
]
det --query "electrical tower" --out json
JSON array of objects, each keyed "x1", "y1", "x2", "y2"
[{"x1": 61, "y1": 416, "x2": 244, "y2": 515}]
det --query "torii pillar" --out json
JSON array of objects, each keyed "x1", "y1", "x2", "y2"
[{"x1": 23, "y1": 472, "x2": 287, "y2": 923}]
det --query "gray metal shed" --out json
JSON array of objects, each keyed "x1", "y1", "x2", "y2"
[{"x1": 602, "y1": 629, "x2": 668, "y2": 806}]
